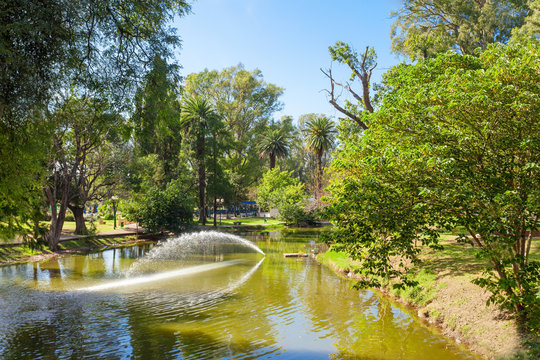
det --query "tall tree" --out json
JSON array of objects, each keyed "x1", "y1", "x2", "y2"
[
  {"x1": 44, "y1": 96, "x2": 120, "y2": 249},
  {"x1": 328, "y1": 38, "x2": 540, "y2": 326},
  {"x1": 391, "y1": 0, "x2": 531, "y2": 60},
  {"x1": 184, "y1": 65, "x2": 283, "y2": 205},
  {"x1": 68, "y1": 122, "x2": 127, "y2": 235},
  {"x1": 321, "y1": 42, "x2": 376, "y2": 130},
  {"x1": 181, "y1": 96, "x2": 219, "y2": 226},
  {"x1": 303, "y1": 115, "x2": 336, "y2": 200},
  {"x1": 131, "y1": 56, "x2": 182, "y2": 184},
  {"x1": 259, "y1": 128, "x2": 290, "y2": 169}
]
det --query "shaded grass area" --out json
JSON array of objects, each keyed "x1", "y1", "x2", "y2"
[
  {"x1": 0, "y1": 245, "x2": 44, "y2": 262},
  {"x1": 319, "y1": 236, "x2": 539, "y2": 307},
  {"x1": 317, "y1": 250, "x2": 358, "y2": 273}
]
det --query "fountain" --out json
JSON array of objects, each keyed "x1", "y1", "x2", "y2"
[{"x1": 78, "y1": 231, "x2": 265, "y2": 292}]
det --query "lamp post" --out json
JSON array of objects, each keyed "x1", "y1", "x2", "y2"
[{"x1": 111, "y1": 196, "x2": 119, "y2": 229}]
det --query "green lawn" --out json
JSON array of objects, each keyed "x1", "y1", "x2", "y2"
[{"x1": 61, "y1": 220, "x2": 116, "y2": 233}]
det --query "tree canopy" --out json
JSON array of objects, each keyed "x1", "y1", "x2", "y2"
[{"x1": 391, "y1": 0, "x2": 531, "y2": 60}]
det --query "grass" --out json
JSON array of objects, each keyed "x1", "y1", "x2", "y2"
[
  {"x1": 0, "y1": 245, "x2": 44, "y2": 263},
  {"x1": 60, "y1": 220, "x2": 116, "y2": 233},
  {"x1": 317, "y1": 234, "x2": 540, "y2": 308},
  {"x1": 317, "y1": 250, "x2": 358, "y2": 273}
]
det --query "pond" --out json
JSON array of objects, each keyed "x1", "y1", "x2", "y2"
[{"x1": 0, "y1": 229, "x2": 481, "y2": 359}]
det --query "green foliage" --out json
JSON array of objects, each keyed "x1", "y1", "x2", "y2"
[
  {"x1": 1, "y1": 0, "x2": 191, "y2": 242},
  {"x1": 256, "y1": 168, "x2": 304, "y2": 211},
  {"x1": 279, "y1": 203, "x2": 319, "y2": 226},
  {"x1": 131, "y1": 56, "x2": 182, "y2": 183},
  {"x1": 184, "y1": 64, "x2": 284, "y2": 203},
  {"x1": 302, "y1": 115, "x2": 336, "y2": 156},
  {"x1": 125, "y1": 180, "x2": 194, "y2": 234},
  {"x1": 259, "y1": 127, "x2": 290, "y2": 169},
  {"x1": 328, "y1": 37, "x2": 540, "y2": 335},
  {"x1": 180, "y1": 96, "x2": 221, "y2": 224},
  {"x1": 303, "y1": 115, "x2": 336, "y2": 198},
  {"x1": 391, "y1": 0, "x2": 531, "y2": 60}
]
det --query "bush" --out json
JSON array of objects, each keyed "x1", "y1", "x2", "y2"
[
  {"x1": 125, "y1": 180, "x2": 194, "y2": 233},
  {"x1": 279, "y1": 203, "x2": 319, "y2": 226},
  {"x1": 64, "y1": 212, "x2": 75, "y2": 222}
]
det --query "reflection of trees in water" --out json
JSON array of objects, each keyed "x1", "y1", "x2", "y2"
[
  {"x1": 0, "y1": 290, "x2": 106, "y2": 359},
  {"x1": 296, "y1": 263, "x2": 463, "y2": 360}
]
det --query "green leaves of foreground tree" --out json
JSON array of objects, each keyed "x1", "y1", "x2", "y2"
[
  {"x1": 0, "y1": 0, "x2": 191, "y2": 242},
  {"x1": 326, "y1": 38, "x2": 540, "y2": 329}
]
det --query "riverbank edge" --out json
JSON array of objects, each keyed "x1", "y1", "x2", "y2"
[
  {"x1": 315, "y1": 250, "x2": 528, "y2": 360},
  {"x1": 0, "y1": 235, "x2": 159, "y2": 266}
]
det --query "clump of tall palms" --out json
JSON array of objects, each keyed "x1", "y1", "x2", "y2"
[
  {"x1": 303, "y1": 115, "x2": 335, "y2": 200},
  {"x1": 259, "y1": 128, "x2": 290, "y2": 169},
  {"x1": 180, "y1": 96, "x2": 220, "y2": 225}
]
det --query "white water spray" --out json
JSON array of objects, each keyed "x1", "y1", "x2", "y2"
[
  {"x1": 78, "y1": 231, "x2": 265, "y2": 292},
  {"x1": 79, "y1": 260, "x2": 244, "y2": 292}
]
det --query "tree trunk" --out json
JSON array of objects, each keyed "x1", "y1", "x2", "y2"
[
  {"x1": 316, "y1": 151, "x2": 323, "y2": 200},
  {"x1": 198, "y1": 135, "x2": 206, "y2": 225},
  {"x1": 46, "y1": 200, "x2": 68, "y2": 251},
  {"x1": 69, "y1": 205, "x2": 87, "y2": 235},
  {"x1": 270, "y1": 154, "x2": 276, "y2": 169}
]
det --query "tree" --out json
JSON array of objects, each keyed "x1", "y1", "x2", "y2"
[
  {"x1": 516, "y1": 0, "x2": 540, "y2": 36},
  {"x1": 321, "y1": 42, "x2": 377, "y2": 129},
  {"x1": 256, "y1": 168, "x2": 308, "y2": 225},
  {"x1": 259, "y1": 128, "x2": 290, "y2": 170},
  {"x1": 131, "y1": 56, "x2": 182, "y2": 184},
  {"x1": 184, "y1": 65, "x2": 284, "y2": 206},
  {"x1": 44, "y1": 96, "x2": 122, "y2": 249},
  {"x1": 180, "y1": 96, "x2": 219, "y2": 226},
  {"x1": 303, "y1": 115, "x2": 336, "y2": 200},
  {"x1": 68, "y1": 124, "x2": 127, "y2": 235},
  {"x1": 0, "y1": 0, "x2": 191, "y2": 242},
  {"x1": 391, "y1": 0, "x2": 531, "y2": 60},
  {"x1": 328, "y1": 38, "x2": 540, "y2": 326}
]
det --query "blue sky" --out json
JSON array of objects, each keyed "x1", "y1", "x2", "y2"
[{"x1": 173, "y1": 0, "x2": 405, "y2": 120}]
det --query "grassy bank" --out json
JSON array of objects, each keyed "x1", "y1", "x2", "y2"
[
  {"x1": 0, "y1": 235, "x2": 153, "y2": 266},
  {"x1": 317, "y1": 236, "x2": 540, "y2": 360}
]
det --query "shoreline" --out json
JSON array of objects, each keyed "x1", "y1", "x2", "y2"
[
  {"x1": 315, "y1": 248, "x2": 528, "y2": 360},
  {"x1": 0, "y1": 235, "x2": 157, "y2": 266}
]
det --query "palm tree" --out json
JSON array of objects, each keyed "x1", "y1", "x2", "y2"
[
  {"x1": 259, "y1": 128, "x2": 289, "y2": 169},
  {"x1": 181, "y1": 96, "x2": 218, "y2": 225},
  {"x1": 303, "y1": 115, "x2": 335, "y2": 199}
]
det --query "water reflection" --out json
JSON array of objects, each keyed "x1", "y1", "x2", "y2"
[{"x1": 0, "y1": 229, "x2": 481, "y2": 360}]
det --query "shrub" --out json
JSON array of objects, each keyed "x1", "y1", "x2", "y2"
[{"x1": 125, "y1": 180, "x2": 194, "y2": 233}]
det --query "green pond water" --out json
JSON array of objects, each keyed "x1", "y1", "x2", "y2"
[{"x1": 0, "y1": 229, "x2": 482, "y2": 360}]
